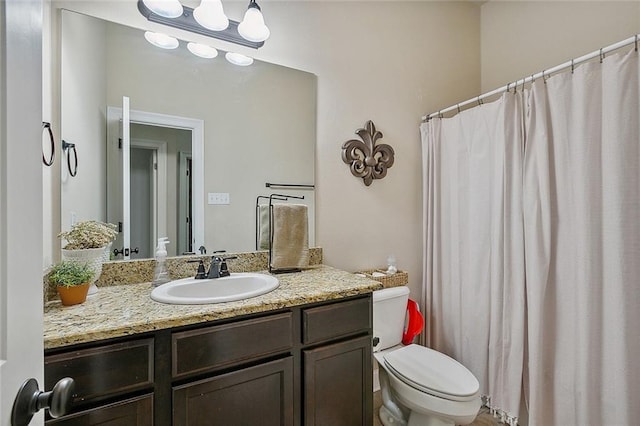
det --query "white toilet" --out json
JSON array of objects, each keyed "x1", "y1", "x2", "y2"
[{"x1": 373, "y1": 287, "x2": 481, "y2": 426}]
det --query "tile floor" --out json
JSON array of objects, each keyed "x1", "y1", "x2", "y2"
[{"x1": 373, "y1": 391, "x2": 502, "y2": 426}]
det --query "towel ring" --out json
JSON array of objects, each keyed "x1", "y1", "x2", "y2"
[
  {"x1": 42, "y1": 122, "x2": 55, "y2": 167},
  {"x1": 62, "y1": 140, "x2": 78, "y2": 177}
]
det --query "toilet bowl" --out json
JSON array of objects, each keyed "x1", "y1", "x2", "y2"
[{"x1": 373, "y1": 287, "x2": 481, "y2": 426}]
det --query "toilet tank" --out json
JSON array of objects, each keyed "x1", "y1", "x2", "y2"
[{"x1": 372, "y1": 286, "x2": 410, "y2": 352}]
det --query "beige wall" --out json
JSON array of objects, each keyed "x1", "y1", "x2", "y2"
[
  {"x1": 60, "y1": 11, "x2": 107, "y2": 232},
  {"x1": 46, "y1": 1, "x2": 482, "y2": 300},
  {"x1": 44, "y1": 1, "x2": 640, "y2": 301},
  {"x1": 481, "y1": 1, "x2": 640, "y2": 92}
]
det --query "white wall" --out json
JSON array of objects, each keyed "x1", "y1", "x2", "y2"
[
  {"x1": 481, "y1": 1, "x2": 640, "y2": 92},
  {"x1": 47, "y1": 1, "x2": 482, "y2": 300}
]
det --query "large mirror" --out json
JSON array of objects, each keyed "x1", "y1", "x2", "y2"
[{"x1": 60, "y1": 10, "x2": 316, "y2": 259}]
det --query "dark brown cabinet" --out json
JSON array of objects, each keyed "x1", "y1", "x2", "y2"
[
  {"x1": 45, "y1": 294, "x2": 372, "y2": 425},
  {"x1": 303, "y1": 336, "x2": 372, "y2": 426},
  {"x1": 173, "y1": 357, "x2": 294, "y2": 426}
]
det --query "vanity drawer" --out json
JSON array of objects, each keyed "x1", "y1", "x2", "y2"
[
  {"x1": 46, "y1": 393, "x2": 153, "y2": 425},
  {"x1": 45, "y1": 338, "x2": 154, "y2": 407},
  {"x1": 302, "y1": 296, "x2": 371, "y2": 345},
  {"x1": 172, "y1": 312, "x2": 293, "y2": 379}
]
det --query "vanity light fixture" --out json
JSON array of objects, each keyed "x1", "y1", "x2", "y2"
[
  {"x1": 138, "y1": 0, "x2": 266, "y2": 49},
  {"x1": 142, "y1": 0, "x2": 183, "y2": 18},
  {"x1": 225, "y1": 52, "x2": 253, "y2": 66},
  {"x1": 193, "y1": 0, "x2": 229, "y2": 31},
  {"x1": 144, "y1": 31, "x2": 179, "y2": 49},
  {"x1": 237, "y1": 0, "x2": 270, "y2": 43},
  {"x1": 187, "y1": 42, "x2": 219, "y2": 59}
]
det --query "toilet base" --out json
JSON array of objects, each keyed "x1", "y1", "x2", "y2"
[
  {"x1": 408, "y1": 411, "x2": 454, "y2": 426},
  {"x1": 379, "y1": 405, "x2": 407, "y2": 426}
]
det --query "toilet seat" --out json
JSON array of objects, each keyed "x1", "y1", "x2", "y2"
[{"x1": 382, "y1": 345, "x2": 480, "y2": 402}]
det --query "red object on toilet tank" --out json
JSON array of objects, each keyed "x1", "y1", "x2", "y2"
[{"x1": 402, "y1": 299, "x2": 424, "y2": 345}]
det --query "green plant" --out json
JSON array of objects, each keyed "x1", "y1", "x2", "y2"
[
  {"x1": 48, "y1": 261, "x2": 95, "y2": 288},
  {"x1": 58, "y1": 220, "x2": 118, "y2": 249}
]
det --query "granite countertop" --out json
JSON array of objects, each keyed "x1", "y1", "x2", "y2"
[{"x1": 44, "y1": 265, "x2": 383, "y2": 350}]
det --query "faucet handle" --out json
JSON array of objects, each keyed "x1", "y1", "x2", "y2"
[
  {"x1": 187, "y1": 259, "x2": 207, "y2": 279},
  {"x1": 219, "y1": 256, "x2": 237, "y2": 277}
]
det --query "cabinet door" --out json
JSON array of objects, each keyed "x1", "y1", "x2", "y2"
[
  {"x1": 304, "y1": 335, "x2": 373, "y2": 426},
  {"x1": 45, "y1": 394, "x2": 153, "y2": 426},
  {"x1": 173, "y1": 356, "x2": 294, "y2": 426}
]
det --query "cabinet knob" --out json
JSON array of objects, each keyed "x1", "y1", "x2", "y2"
[{"x1": 11, "y1": 377, "x2": 75, "y2": 425}]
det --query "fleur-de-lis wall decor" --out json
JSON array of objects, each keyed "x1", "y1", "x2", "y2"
[{"x1": 341, "y1": 120, "x2": 395, "y2": 186}]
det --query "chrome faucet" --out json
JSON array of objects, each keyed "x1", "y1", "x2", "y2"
[{"x1": 207, "y1": 253, "x2": 237, "y2": 279}]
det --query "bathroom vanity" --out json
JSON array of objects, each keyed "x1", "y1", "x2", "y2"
[{"x1": 43, "y1": 266, "x2": 380, "y2": 425}]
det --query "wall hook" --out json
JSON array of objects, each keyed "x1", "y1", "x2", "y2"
[
  {"x1": 62, "y1": 140, "x2": 78, "y2": 177},
  {"x1": 42, "y1": 122, "x2": 55, "y2": 167}
]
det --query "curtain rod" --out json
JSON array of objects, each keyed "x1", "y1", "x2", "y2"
[{"x1": 422, "y1": 33, "x2": 639, "y2": 122}]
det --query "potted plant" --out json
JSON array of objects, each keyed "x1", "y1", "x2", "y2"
[
  {"x1": 48, "y1": 261, "x2": 95, "y2": 306},
  {"x1": 58, "y1": 220, "x2": 118, "y2": 296}
]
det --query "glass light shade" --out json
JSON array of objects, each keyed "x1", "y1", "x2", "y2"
[
  {"x1": 193, "y1": 0, "x2": 229, "y2": 31},
  {"x1": 225, "y1": 52, "x2": 253, "y2": 66},
  {"x1": 144, "y1": 31, "x2": 179, "y2": 49},
  {"x1": 187, "y1": 42, "x2": 219, "y2": 59},
  {"x1": 142, "y1": 0, "x2": 184, "y2": 18},
  {"x1": 237, "y1": 6, "x2": 270, "y2": 43}
]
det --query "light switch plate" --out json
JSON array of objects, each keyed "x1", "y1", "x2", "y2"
[{"x1": 208, "y1": 192, "x2": 230, "y2": 205}]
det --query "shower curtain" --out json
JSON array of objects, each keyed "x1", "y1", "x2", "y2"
[
  {"x1": 524, "y1": 49, "x2": 640, "y2": 425},
  {"x1": 421, "y1": 47, "x2": 640, "y2": 424},
  {"x1": 420, "y1": 93, "x2": 525, "y2": 422}
]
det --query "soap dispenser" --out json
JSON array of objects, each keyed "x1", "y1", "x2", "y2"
[{"x1": 152, "y1": 238, "x2": 171, "y2": 287}]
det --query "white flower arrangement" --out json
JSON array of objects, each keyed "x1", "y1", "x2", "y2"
[{"x1": 58, "y1": 220, "x2": 118, "y2": 249}]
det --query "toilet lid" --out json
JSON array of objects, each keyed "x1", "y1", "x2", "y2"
[{"x1": 383, "y1": 345, "x2": 479, "y2": 401}]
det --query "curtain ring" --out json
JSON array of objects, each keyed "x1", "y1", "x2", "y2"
[
  {"x1": 571, "y1": 59, "x2": 575, "y2": 74},
  {"x1": 42, "y1": 122, "x2": 55, "y2": 167},
  {"x1": 477, "y1": 96, "x2": 483, "y2": 106},
  {"x1": 542, "y1": 69, "x2": 548, "y2": 84},
  {"x1": 599, "y1": 48, "x2": 605, "y2": 63},
  {"x1": 456, "y1": 104, "x2": 461, "y2": 113},
  {"x1": 62, "y1": 140, "x2": 78, "y2": 177},
  {"x1": 438, "y1": 110, "x2": 443, "y2": 119},
  {"x1": 635, "y1": 35, "x2": 638, "y2": 52}
]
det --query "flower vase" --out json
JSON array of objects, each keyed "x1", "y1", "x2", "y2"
[{"x1": 61, "y1": 247, "x2": 107, "y2": 296}]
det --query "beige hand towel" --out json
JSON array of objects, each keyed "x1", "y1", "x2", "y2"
[
  {"x1": 270, "y1": 204, "x2": 309, "y2": 270},
  {"x1": 258, "y1": 204, "x2": 270, "y2": 250}
]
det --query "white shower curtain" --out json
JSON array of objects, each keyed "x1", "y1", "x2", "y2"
[
  {"x1": 422, "y1": 47, "x2": 640, "y2": 425},
  {"x1": 420, "y1": 93, "x2": 525, "y2": 422},
  {"x1": 524, "y1": 49, "x2": 640, "y2": 425}
]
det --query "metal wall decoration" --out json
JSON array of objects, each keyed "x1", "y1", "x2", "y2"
[{"x1": 341, "y1": 120, "x2": 395, "y2": 186}]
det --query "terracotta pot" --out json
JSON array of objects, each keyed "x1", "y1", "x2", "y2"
[{"x1": 56, "y1": 282, "x2": 90, "y2": 306}]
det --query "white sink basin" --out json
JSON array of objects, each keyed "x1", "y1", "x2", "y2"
[{"x1": 151, "y1": 273, "x2": 279, "y2": 305}]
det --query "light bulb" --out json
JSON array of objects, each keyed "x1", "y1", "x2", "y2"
[
  {"x1": 225, "y1": 52, "x2": 253, "y2": 66},
  {"x1": 144, "y1": 31, "x2": 179, "y2": 49},
  {"x1": 193, "y1": 0, "x2": 229, "y2": 31},
  {"x1": 238, "y1": 3, "x2": 270, "y2": 43},
  {"x1": 187, "y1": 42, "x2": 219, "y2": 59},
  {"x1": 142, "y1": 0, "x2": 183, "y2": 19}
]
